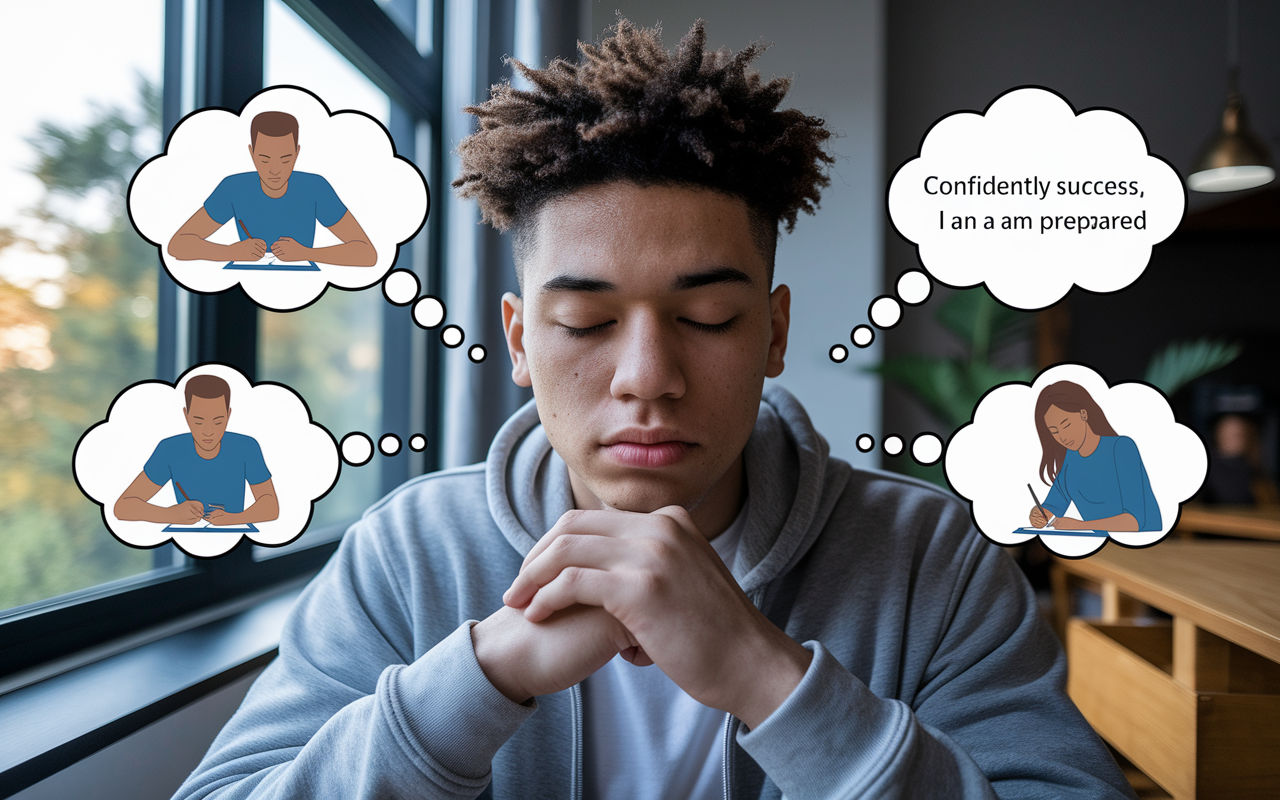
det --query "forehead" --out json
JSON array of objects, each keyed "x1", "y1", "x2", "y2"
[
  {"x1": 188, "y1": 394, "x2": 228, "y2": 413},
  {"x1": 252, "y1": 132, "x2": 296, "y2": 154},
  {"x1": 523, "y1": 183, "x2": 767, "y2": 291}
]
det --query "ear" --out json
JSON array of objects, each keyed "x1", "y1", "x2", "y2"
[
  {"x1": 764, "y1": 283, "x2": 791, "y2": 379},
  {"x1": 1079, "y1": 408, "x2": 1089, "y2": 422},
  {"x1": 502, "y1": 292, "x2": 532, "y2": 388},
  {"x1": 295, "y1": 144, "x2": 301, "y2": 159},
  {"x1": 247, "y1": 143, "x2": 253, "y2": 158}
]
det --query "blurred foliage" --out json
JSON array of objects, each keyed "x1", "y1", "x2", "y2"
[
  {"x1": 1144, "y1": 338, "x2": 1243, "y2": 397},
  {"x1": 0, "y1": 78, "x2": 160, "y2": 611},
  {"x1": 869, "y1": 289, "x2": 1035, "y2": 487}
]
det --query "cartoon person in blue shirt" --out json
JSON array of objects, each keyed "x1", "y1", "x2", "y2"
[
  {"x1": 114, "y1": 375, "x2": 279, "y2": 527},
  {"x1": 166, "y1": 111, "x2": 377, "y2": 266},
  {"x1": 1028, "y1": 380, "x2": 1161, "y2": 532}
]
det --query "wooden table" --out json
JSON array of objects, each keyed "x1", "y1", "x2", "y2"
[
  {"x1": 1175, "y1": 503, "x2": 1280, "y2": 542},
  {"x1": 1053, "y1": 542, "x2": 1280, "y2": 800}
]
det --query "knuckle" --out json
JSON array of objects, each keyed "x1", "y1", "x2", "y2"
[{"x1": 551, "y1": 534, "x2": 576, "y2": 554}]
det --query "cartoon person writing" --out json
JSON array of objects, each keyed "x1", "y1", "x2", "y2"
[
  {"x1": 114, "y1": 375, "x2": 279, "y2": 528},
  {"x1": 166, "y1": 111, "x2": 376, "y2": 267},
  {"x1": 1029, "y1": 381, "x2": 1161, "y2": 532}
]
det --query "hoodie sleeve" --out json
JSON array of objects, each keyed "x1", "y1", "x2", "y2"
[
  {"x1": 736, "y1": 535, "x2": 1135, "y2": 800},
  {"x1": 170, "y1": 520, "x2": 537, "y2": 800}
]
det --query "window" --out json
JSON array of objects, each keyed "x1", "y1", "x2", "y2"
[
  {"x1": 0, "y1": 0, "x2": 173, "y2": 615},
  {"x1": 0, "y1": 0, "x2": 444, "y2": 677},
  {"x1": 259, "y1": 0, "x2": 392, "y2": 532}
]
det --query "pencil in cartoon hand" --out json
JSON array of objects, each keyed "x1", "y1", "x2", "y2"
[{"x1": 1027, "y1": 483, "x2": 1055, "y2": 528}]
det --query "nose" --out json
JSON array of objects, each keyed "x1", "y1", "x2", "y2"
[{"x1": 609, "y1": 311, "x2": 686, "y2": 401}]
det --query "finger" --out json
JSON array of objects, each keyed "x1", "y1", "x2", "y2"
[
  {"x1": 506, "y1": 534, "x2": 630, "y2": 607},
  {"x1": 620, "y1": 645, "x2": 654, "y2": 667},
  {"x1": 650, "y1": 504, "x2": 701, "y2": 538},
  {"x1": 522, "y1": 509, "x2": 645, "y2": 571},
  {"x1": 523, "y1": 566, "x2": 614, "y2": 622}
]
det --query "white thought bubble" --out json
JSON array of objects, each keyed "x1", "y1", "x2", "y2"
[
  {"x1": 945, "y1": 364, "x2": 1207, "y2": 557},
  {"x1": 74, "y1": 365, "x2": 340, "y2": 558},
  {"x1": 128, "y1": 86, "x2": 428, "y2": 311},
  {"x1": 888, "y1": 87, "x2": 1186, "y2": 310}
]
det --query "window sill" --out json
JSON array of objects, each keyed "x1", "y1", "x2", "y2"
[{"x1": 0, "y1": 576, "x2": 314, "y2": 796}]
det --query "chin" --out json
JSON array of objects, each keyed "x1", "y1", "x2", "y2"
[{"x1": 592, "y1": 474, "x2": 706, "y2": 514}]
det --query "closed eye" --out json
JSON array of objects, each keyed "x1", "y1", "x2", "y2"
[
  {"x1": 562, "y1": 321, "x2": 616, "y2": 338},
  {"x1": 680, "y1": 317, "x2": 737, "y2": 333}
]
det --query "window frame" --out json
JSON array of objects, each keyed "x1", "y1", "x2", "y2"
[{"x1": 0, "y1": 0, "x2": 444, "y2": 679}]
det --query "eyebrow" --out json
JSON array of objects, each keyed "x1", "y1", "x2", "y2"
[{"x1": 540, "y1": 266, "x2": 753, "y2": 294}]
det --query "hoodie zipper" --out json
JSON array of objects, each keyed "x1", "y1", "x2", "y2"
[
  {"x1": 721, "y1": 712, "x2": 734, "y2": 800},
  {"x1": 722, "y1": 587, "x2": 765, "y2": 800},
  {"x1": 571, "y1": 684, "x2": 584, "y2": 800}
]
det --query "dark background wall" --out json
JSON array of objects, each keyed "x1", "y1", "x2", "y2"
[{"x1": 883, "y1": 0, "x2": 1280, "y2": 456}]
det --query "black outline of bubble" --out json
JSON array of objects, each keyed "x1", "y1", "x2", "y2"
[
  {"x1": 867, "y1": 294, "x2": 904, "y2": 330},
  {"x1": 828, "y1": 344, "x2": 848, "y2": 363},
  {"x1": 883, "y1": 85, "x2": 1189, "y2": 314},
  {"x1": 468, "y1": 344, "x2": 487, "y2": 363},
  {"x1": 382, "y1": 269, "x2": 421, "y2": 307},
  {"x1": 941, "y1": 361, "x2": 1211, "y2": 560},
  {"x1": 909, "y1": 431, "x2": 944, "y2": 466},
  {"x1": 411, "y1": 295, "x2": 448, "y2": 330},
  {"x1": 378, "y1": 432, "x2": 403, "y2": 457},
  {"x1": 124, "y1": 84, "x2": 431, "y2": 313},
  {"x1": 894, "y1": 269, "x2": 934, "y2": 306},
  {"x1": 408, "y1": 434, "x2": 428, "y2": 452},
  {"x1": 855, "y1": 434, "x2": 876, "y2": 453},
  {"x1": 340, "y1": 431, "x2": 375, "y2": 467},
  {"x1": 71, "y1": 362, "x2": 342, "y2": 560},
  {"x1": 440, "y1": 324, "x2": 465, "y2": 348},
  {"x1": 850, "y1": 324, "x2": 876, "y2": 348},
  {"x1": 882, "y1": 433, "x2": 905, "y2": 456}
]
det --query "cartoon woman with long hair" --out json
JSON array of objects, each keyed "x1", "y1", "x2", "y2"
[{"x1": 1029, "y1": 381, "x2": 1161, "y2": 532}]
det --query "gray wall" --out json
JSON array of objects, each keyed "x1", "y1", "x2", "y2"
[
  {"x1": 594, "y1": 0, "x2": 886, "y2": 467},
  {"x1": 12, "y1": 669, "x2": 261, "y2": 800},
  {"x1": 883, "y1": 0, "x2": 1280, "y2": 443}
]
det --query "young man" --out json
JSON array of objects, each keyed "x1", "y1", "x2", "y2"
[
  {"x1": 174, "y1": 21, "x2": 1134, "y2": 799},
  {"x1": 168, "y1": 111, "x2": 377, "y2": 267},
  {"x1": 116, "y1": 374, "x2": 278, "y2": 527}
]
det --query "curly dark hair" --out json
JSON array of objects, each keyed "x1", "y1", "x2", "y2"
[{"x1": 451, "y1": 18, "x2": 834, "y2": 279}]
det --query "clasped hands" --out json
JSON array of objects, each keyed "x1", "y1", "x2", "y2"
[
  {"x1": 471, "y1": 506, "x2": 812, "y2": 731},
  {"x1": 227, "y1": 236, "x2": 309, "y2": 262}
]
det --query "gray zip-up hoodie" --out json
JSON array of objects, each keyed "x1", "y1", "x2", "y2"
[{"x1": 173, "y1": 386, "x2": 1135, "y2": 799}]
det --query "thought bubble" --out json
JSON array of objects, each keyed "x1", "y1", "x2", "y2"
[
  {"x1": 127, "y1": 86, "x2": 429, "y2": 311},
  {"x1": 887, "y1": 87, "x2": 1185, "y2": 310},
  {"x1": 945, "y1": 363, "x2": 1207, "y2": 557},
  {"x1": 73, "y1": 364, "x2": 340, "y2": 558},
  {"x1": 383, "y1": 269, "x2": 420, "y2": 305},
  {"x1": 441, "y1": 325, "x2": 464, "y2": 348}
]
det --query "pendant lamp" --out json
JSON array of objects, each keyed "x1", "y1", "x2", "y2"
[{"x1": 1188, "y1": 0, "x2": 1274, "y2": 193}]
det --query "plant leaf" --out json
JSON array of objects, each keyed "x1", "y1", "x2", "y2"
[{"x1": 1143, "y1": 339, "x2": 1243, "y2": 396}]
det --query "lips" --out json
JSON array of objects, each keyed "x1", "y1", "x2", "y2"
[{"x1": 601, "y1": 428, "x2": 694, "y2": 468}]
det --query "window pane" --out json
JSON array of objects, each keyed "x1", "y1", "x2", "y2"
[
  {"x1": 0, "y1": 1, "x2": 167, "y2": 613},
  {"x1": 259, "y1": 0, "x2": 390, "y2": 534}
]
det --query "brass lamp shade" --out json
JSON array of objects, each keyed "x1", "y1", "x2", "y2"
[{"x1": 1188, "y1": 93, "x2": 1275, "y2": 192}]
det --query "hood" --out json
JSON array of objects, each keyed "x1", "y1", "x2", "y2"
[{"x1": 485, "y1": 384, "x2": 850, "y2": 594}]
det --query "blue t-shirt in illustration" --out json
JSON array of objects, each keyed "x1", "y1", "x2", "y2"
[
  {"x1": 203, "y1": 171, "x2": 347, "y2": 249},
  {"x1": 143, "y1": 431, "x2": 272, "y2": 514},
  {"x1": 1041, "y1": 435, "x2": 1161, "y2": 531}
]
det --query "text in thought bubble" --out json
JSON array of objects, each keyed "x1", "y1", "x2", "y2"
[{"x1": 887, "y1": 87, "x2": 1186, "y2": 310}]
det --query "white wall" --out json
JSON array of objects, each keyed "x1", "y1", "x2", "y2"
[
  {"x1": 12, "y1": 669, "x2": 261, "y2": 800},
  {"x1": 594, "y1": 0, "x2": 886, "y2": 466}
]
